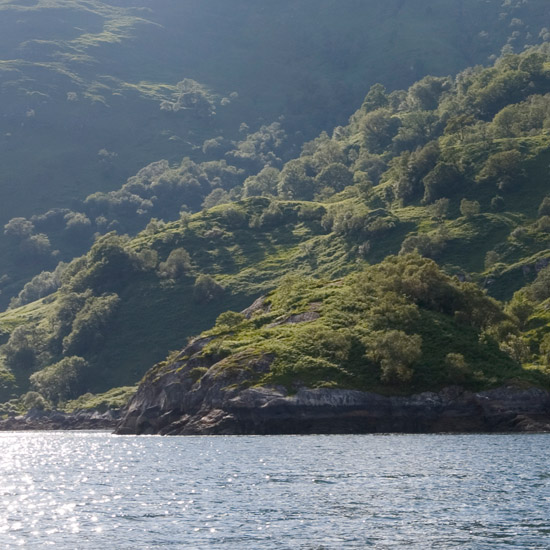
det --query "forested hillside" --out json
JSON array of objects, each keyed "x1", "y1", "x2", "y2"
[
  {"x1": 2, "y1": 0, "x2": 550, "y2": 304},
  {"x1": 3, "y1": 2, "x2": 550, "y2": 413},
  {"x1": 5, "y1": 47, "x2": 550, "y2": 412}
]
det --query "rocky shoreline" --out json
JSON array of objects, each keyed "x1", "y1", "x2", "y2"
[
  {"x1": 110, "y1": 337, "x2": 550, "y2": 436},
  {"x1": 4, "y1": 329, "x2": 550, "y2": 434},
  {"x1": 115, "y1": 384, "x2": 550, "y2": 436},
  {"x1": 2, "y1": 387, "x2": 549, "y2": 434},
  {"x1": 0, "y1": 408, "x2": 120, "y2": 431}
]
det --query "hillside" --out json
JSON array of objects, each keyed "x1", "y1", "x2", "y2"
[
  {"x1": 116, "y1": 255, "x2": 550, "y2": 435},
  {"x1": 2, "y1": 0, "x2": 550, "y2": 305},
  {"x1": 4, "y1": 21, "x2": 550, "y2": 416}
]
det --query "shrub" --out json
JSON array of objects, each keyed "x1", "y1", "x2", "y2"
[
  {"x1": 460, "y1": 199, "x2": 480, "y2": 218},
  {"x1": 193, "y1": 274, "x2": 224, "y2": 303},
  {"x1": 215, "y1": 311, "x2": 246, "y2": 328},
  {"x1": 62, "y1": 293, "x2": 120, "y2": 355},
  {"x1": 444, "y1": 353, "x2": 470, "y2": 384},
  {"x1": 365, "y1": 330, "x2": 422, "y2": 384},
  {"x1": 157, "y1": 248, "x2": 191, "y2": 279},
  {"x1": 30, "y1": 356, "x2": 88, "y2": 403}
]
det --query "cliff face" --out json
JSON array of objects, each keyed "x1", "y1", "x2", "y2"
[{"x1": 116, "y1": 337, "x2": 550, "y2": 436}]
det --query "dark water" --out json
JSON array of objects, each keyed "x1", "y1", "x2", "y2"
[{"x1": 0, "y1": 432, "x2": 549, "y2": 549}]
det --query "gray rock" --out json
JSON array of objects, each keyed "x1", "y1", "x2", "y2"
[{"x1": 115, "y1": 339, "x2": 550, "y2": 435}]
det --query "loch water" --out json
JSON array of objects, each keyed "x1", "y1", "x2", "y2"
[{"x1": 0, "y1": 432, "x2": 549, "y2": 549}]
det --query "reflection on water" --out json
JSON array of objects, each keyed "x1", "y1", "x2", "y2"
[{"x1": 0, "y1": 432, "x2": 549, "y2": 549}]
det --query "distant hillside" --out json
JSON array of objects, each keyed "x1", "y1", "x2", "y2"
[
  {"x1": 4, "y1": 46, "x2": 550, "y2": 412},
  {"x1": 2, "y1": 0, "x2": 550, "y2": 304}
]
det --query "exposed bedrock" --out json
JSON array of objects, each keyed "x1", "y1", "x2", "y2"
[{"x1": 115, "y1": 339, "x2": 550, "y2": 436}]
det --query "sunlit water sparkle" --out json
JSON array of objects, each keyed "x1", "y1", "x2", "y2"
[{"x1": 0, "y1": 432, "x2": 549, "y2": 549}]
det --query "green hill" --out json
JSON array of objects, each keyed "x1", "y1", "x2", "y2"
[
  {"x1": 2, "y1": 0, "x2": 550, "y2": 305},
  {"x1": 4, "y1": 8, "x2": 550, "y2": 412}
]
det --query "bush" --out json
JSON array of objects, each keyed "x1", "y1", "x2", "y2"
[
  {"x1": 30, "y1": 356, "x2": 88, "y2": 403},
  {"x1": 215, "y1": 311, "x2": 245, "y2": 328},
  {"x1": 193, "y1": 274, "x2": 224, "y2": 303},
  {"x1": 460, "y1": 199, "x2": 480, "y2": 218},
  {"x1": 62, "y1": 293, "x2": 120, "y2": 355},
  {"x1": 365, "y1": 330, "x2": 422, "y2": 384},
  {"x1": 445, "y1": 353, "x2": 470, "y2": 384},
  {"x1": 157, "y1": 248, "x2": 191, "y2": 280}
]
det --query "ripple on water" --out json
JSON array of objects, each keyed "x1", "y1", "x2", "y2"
[{"x1": 0, "y1": 432, "x2": 549, "y2": 549}]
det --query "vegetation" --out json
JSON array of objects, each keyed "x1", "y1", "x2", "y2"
[
  {"x1": 186, "y1": 254, "x2": 549, "y2": 393},
  {"x1": 2, "y1": 0, "x2": 550, "y2": 306},
  {"x1": 5, "y1": 4, "x2": 550, "y2": 410}
]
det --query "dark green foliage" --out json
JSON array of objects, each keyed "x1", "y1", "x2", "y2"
[
  {"x1": 315, "y1": 163, "x2": 354, "y2": 194},
  {"x1": 62, "y1": 294, "x2": 120, "y2": 356},
  {"x1": 194, "y1": 255, "x2": 529, "y2": 392},
  {"x1": 30, "y1": 356, "x2": 88, "y2": 404},
  {"x1": 9, "y1": 263, "x2": 67, "y2": 309},
  {"x1": 361, "y1": 109, "x2": 401, "y2": 153},
  {"x1": 476, "y1": 149, "x2": 526, "y2": 191},
  {"x1": 5, "y1": 33, "x2": 550, "y2": 405},
  {"x1": 75, "y1": 233, "x2": 144, "y2": 293},
  {"x1": 215, "y1": 311, "x2": 246, "y2": 328},
  {"x1": 422, "y1": 162, "x2": 463, "y2": 203},
  {"x1": 193, "y1": 274, "x2": 224, "y2": 303},
  {"x1": 277, "y1": 159, "x2": 315, "y2": 200},
  {"x1": 243, "y1": 166, "x2": 280, "y2": 198},
  {"x1": 460, "y1": 199, "x2": 481, "y2": 218},
  {"x1": 4, "y1": 218, "x2": 34, "y2": 240},
  {"x1": 526, "y1": 266, "x2": 550, "y2": 303},
  {"x1": 538, "y1": 196, "x2": 550, "y2": 217},
  {"x1": 157, "y1": 249, "x2": 191, "y2": 280},
  {"x1": 362, "y1": 84, "x2": 389, "y2": 112}
]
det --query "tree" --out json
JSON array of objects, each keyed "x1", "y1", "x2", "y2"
[
  {"x1": 361, "y1": 108, "x2": 401, "y2": 154},
  {"x1": 193, "y1": 274, "x2": 224, "y2": 303},
  {"x1": 30, "y1": 356, "x2": 88, "y2": 403},
  {"x1": 430, "y1": 198, "x2": 450, "y2": 219},
  {"x1": 362, "y1": 83, "x2": 389, "y2": 112},
  {"x1": 277, "y1": 159, "x2": 314, "y2": 200},
  {"x1": 476, "y1": 149, "x2": 526, "y2": 191},
  {"x1": 505, "y1": 291, "x2": 534, "y2": 329},
  {"x1": 243, "y1": 166, "x2": 280, "y2": 197},
  {"x1": 422, "y1": 163, "x2": 462, "y2": 203},
  {"x1": 460, "y1": 199, "x2": 480, "y2": 218},
  {"x1": 18, "y1": 234, "x2": 53, "y2": 261},
  {"x1": 527, "y1": 265, "x2": 550, "y2": 303},
  {"x1": 315, "y1": 163, "x2": 354, "y2": 194},
  {"x1": 445, "y1": 353, "x2": 470, "y2": 384},
  {"x1": 366, "y1": 330, "x2": 422, "y2": 384},
  {"x1": 484, "y1": 250, "x2": 500, "y2": 270},
  {"x1": 539, "y1": 196, "x2": 550, "y2": 217},
  {"x1": 202, "y1": 188, "x2": 230, "y2": 209},
  {"x1": 490, "y1": 195, "x2": 505, "y2": 212},
  {"x1": 4, "y1": 217, "x2": 34, "y2": 240},
  {"x1": 407, "y1": 75, "x2": 451, "y2": 111},
  {"x1": 157, "y1": 248, "x2": 191, "y2": 279},
  {"x1": 62, "y1": 293, "x2": 120, "y2": 355}
]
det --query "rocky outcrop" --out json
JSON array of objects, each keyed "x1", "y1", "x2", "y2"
[
  {"x1": 115, "y1": 337, "x2": 550, "y2": 435},
  {"x1": 0, "y1": 408, "x2": 121, "y2": 431}
]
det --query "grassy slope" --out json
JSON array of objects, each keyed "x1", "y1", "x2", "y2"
[
  {"x1": 4, "y1": 3, "x2": 550, "y2": 407},
  {"x1": 0, "y1": 0, "x2": 545, "y2": 225}
]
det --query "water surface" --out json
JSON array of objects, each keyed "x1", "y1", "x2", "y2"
[{"x1": 0, "y1": 432, "x2": 549, "y2": 549}]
